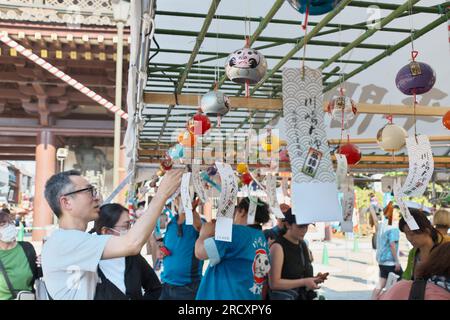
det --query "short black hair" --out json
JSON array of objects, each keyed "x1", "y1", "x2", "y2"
[
  {"x1": 44, "y1": 170, "x2": 81, "y2": 218},
  {"x1": 236, "y1": 197, "x2": 270, "y2": 225}
]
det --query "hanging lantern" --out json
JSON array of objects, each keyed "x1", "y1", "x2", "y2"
[
  {"x1": 338, "y1": 143, "x2": 361, "y2": 165},
  {"x1": 160, "y1": 156, "x2": 173, "y2": 171},
  {"x1": 225, "y1": 47, "x2": 267, "y2": 84},
  {"x1": 206, "y1": 165, "x2": 217, "y2": 176},
  {"x1": 168, "y1": 144, "x2": 184, "y2": 160},
  {"x1": 327, "y1": 95, "x2": 357, "y2": 122},
  {"x1": 260, "y1": 133, "x2": 280, "y2": 153},
  {"x1": 286, "y1": 0, "x2": 341, "y2": 15},
  {"x1": 241, "y1": 172, "x2": 253, "y2": 185},
  {"x1": 201, "y1": 90, "x2": 231, "y2": 117},
  {"x1": 376, "y1": 123, "x2": 408, "y2": 152},
  {"x1": 279, "y1": 149, "x2": 290, "y2": 162},
  {"x1": 443, "y1": 111, "x2": 450, "y2": 130},
  {"x1": 178, "y1": 130, "x2": 196, "y2": 147},
  {"x1": 237, "y1": 163, "x2": 248, "y2": 174},
  {"x1": 187, "y1": 113, "x2": 211, "y2": 135},
  {"x1": 395, "y1": 61, "x2": 436, "y2": 95}
]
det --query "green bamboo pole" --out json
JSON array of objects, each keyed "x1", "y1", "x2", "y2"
[
  {"x1": 320, "y1": 0, "x2": 421, "y2": 71},
  {"x1": 323, "y1": 11, "x2": 450, "y2": 92},
  {"x1": 157, "y1": 0, "x2": 221, "y2": 146}
]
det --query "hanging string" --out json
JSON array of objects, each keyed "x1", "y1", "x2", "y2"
[
  {"x1": 301, "y1": 2, "x2": 310, "y2": 79},
  {"x1": 245, "y1": 35, "x2": 250, "y2": 98}
]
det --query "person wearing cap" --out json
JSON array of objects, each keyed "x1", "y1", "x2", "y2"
[
  {"x1": 195, "y1": 197, "x2": 271, "y2": 300},
  {"x1": 400, "y1": 208, "x2": 449, "y2": 281},
  {"x1": 263, "y1": 203, "x2": 290, "y2": 246},
  {"x1": 268, "y1": 209, "x2": 326, "y2": 300},
  {"x1": 433, "y1": 209, "x2": 449, "y2": 239}
]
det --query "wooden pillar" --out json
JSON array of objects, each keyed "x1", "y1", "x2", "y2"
[{"x1": 32, "y1": 130, "x2": 56, "y2": 241}]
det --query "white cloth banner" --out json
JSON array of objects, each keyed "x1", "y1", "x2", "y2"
[
  {"x1": 215, "y1": 162, "x2": 238, "y2": 242},
  {"x1": 181, "y1": 173, "x2": 193, "y2": 225},
  {"x1": 266, "y1": 173, "x2": 284, "y2": 219},
  {"x1": 192, "y1": 165, "x2": 208, "y2": 204},
  {"x1": 399, "y1": 135, "x2": 434, "y2": 197},
  {"x1": 394, "y1": 179, "x2": 419, "y2": 230},
  {"x1": 335, "y1": 154, "x2": 348, "y2": 190},
  {"x1": 283, "y1": 67, "x2": 341, "y2": 224},
  {"x1": 247, "y1": 196, "x2": 258, "y2": 225},
  {"x1": 340, "y1": 185, "x2": 355, "y2": 233}
]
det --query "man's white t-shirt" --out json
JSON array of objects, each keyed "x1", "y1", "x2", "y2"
[{"x1": 41, "y1": 229, "x2": 111, "y2": 300}]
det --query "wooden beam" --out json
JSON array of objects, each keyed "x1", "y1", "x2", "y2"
[
  {"x1": 328, "y1": 136, "x2": 450, "y2": 144},
  {"x1": 143, "y1": 92, "x2": 450, "y2": 116},
  {"x1": 0, "y1": 136, "x2": 36, "y2": 147}
]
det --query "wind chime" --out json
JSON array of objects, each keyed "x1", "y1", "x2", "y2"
[{"x1": 395, "y1": 2, "x2": 436, "y2": 139}]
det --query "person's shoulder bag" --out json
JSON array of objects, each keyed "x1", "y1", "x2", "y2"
[
  {"x1": 94, "y1": 267, "x2": 129, "y2": 300},
  {"x1": 408, "y1": 278, "x2": 427, "y2": 300}
]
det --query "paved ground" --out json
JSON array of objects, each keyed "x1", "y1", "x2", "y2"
[{"x1": 308, "y1": 234, "x2": 411, "y2": 300}]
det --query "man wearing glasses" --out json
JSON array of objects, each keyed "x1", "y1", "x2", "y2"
[{"x1": 41, "y1": 169, "x2": 182, "y2": 300}]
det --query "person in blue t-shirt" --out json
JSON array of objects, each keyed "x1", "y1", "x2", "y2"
[
  {"x1": 159, "y1": 195, "x2": 204, "y2": 300},
  {"x1": 372, "y1": 201, "x2": 403, "y2": 299},
  {"x1": 195, "y1": 197, "x2": 271, "y2": 300}
]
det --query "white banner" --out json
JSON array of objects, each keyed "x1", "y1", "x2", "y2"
[
  {"x1": 341, "y1": 185, "x2": 355, "y2": 233},
  {"x1": 247, "y1": 196, "x2": 257, "y2": 225},
  {"x1": 335, "y1": 154, "x2": 348, "y2": 190},
  {"x1": 181, "y1": 173, "x2": 193, "y2": 225},
  {"x1": 283, "y1": 67, "x2": 341, "y2": 224},
  {"x1": 192, "y1": 165, "x2": 208, "y2": 204},
  {"x1": 394, "y1": 179, "x2": 419, "y2": 230},
  {"x1": 266, "y1": 173, "x2": 284, "y2": 219},
  {"x1": 215, "y1": 162, "x2": 238, "y2": 242},
  {"x1": 399, "y1": 135, "x2": 434, "y2": 197}
]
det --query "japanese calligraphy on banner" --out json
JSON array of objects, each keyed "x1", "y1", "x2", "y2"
[
  {"x1": 394, "y1": 179, "x2": 419, "y2": 230},
  {"x1": 192, "y1": 165, "x2": 208, "y2": 204},
  {"x1": 181, "y1": 173, "x2": 193, "y2": 225},
  {"x1": 247, "y1": 196, "x2": 258, "y2": 225},
  {"x1": 340, "y1": 184, "x2": 355, "y2": 233},
  {"x1": 266, "y1": 173, "x2": 284, "y2": 219},
  {"x1": 215, "y1": 162, "x2": 238, "y2": 242},
  {"x1": 335, "y1": 154, "x2": 348, "y2": 190},
  {"x1": 283, "y1": 67, "x2": 341, "y2": 224},
  {"x1": 399, "y1": 135, "x2": 434, "y2": 197}
]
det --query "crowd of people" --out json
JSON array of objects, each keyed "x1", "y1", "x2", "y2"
[{"x1": 0, "y1": 170, "x2": 449, "y2": 300}]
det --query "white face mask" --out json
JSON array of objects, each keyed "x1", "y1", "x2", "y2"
[
  {"x1": 0, "y1": 224, "x2": 18, "y2": 243},
  {"x1": 108, "y1": 227, "x2": 128, "y2": 237}
]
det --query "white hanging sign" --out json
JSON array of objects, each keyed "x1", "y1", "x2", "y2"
[
  {"x1": 247, "y1": 196, "x2": 258, "y2": 225},
  {"x1": 335, "y1": 154, "x2": 348, "y2": 190},
  {"x1": 340, "y1": 185, "x2": 355, "y2": 233},
  {"x1": 283, "y1": 67, "x2": 341, "y2": 224},
  {"x1": 266, "y1": 173, "x2": 284, "y2": 219},
  {"x1": 394, "y1": 179, "x2": 419, "y2": 231},
  {"x1": 399, "y1": 135, "x2": 434, "y2": 197},
  {"x1": 181, "y1": 173, "x2": 193, "y2": 225},
  {"x1": 192, "y1": 165, "x2": 208, "y2": 204},
  {"x1": 215, "y1": 162, "x2": 238, "y2": 242}
]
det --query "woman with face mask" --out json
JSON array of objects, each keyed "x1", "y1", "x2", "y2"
[
  {"x1": 0, "y1": 210, "x2": 41, "y2": 300},
  {"x1": 90, "y1": 204, "x2": 162, "y2": 300}
]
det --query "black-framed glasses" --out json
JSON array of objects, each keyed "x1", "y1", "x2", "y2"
[{"x1": 63, "y1": 186, "x2": 97, "y2": 198}]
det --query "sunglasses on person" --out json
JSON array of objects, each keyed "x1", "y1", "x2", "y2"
[{"x1": 62, "y1": 185, "x2": 98, "y2": 198}]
